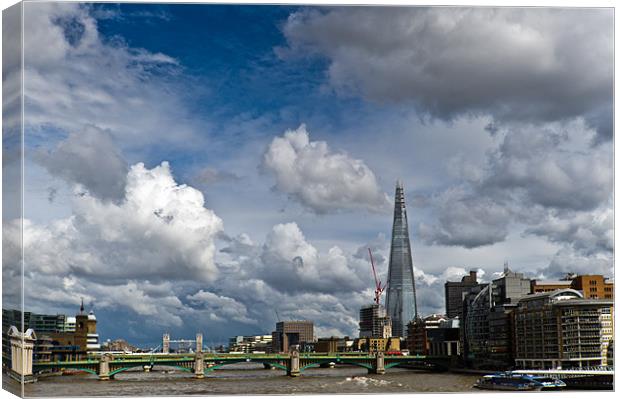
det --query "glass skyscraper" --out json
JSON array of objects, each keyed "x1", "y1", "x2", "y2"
[{"x1": 385, "y1": 181, "x2": 418, "y2": 338}]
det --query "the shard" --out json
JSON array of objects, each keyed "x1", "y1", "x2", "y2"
[{"x1": 385, "y1": 181, "x2": 418, "y2": 338}]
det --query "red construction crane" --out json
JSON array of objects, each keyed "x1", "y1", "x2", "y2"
[{"x1": 368, "y1": 248, "x2": 387, "y2": 305}]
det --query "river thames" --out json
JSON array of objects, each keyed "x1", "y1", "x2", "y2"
[{"x1": 6, "y1": 364, "x2": 480, "y2": 396}]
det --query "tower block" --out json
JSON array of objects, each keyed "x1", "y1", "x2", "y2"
[{"x1": 385, "y1": 181, "x2": 418, "y2": 338}]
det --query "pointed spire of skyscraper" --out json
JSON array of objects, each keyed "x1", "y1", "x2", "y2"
[
  {"x1": 79, "y1": 297, "x2": 84, "y2": 315},
  {"x1": 385, "y1": 181, "x2": 418, "y2": 338}
]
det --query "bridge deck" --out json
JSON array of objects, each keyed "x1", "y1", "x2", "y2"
[{"x1": 34, "y1": 352, "x2": 431, "y2": 366}]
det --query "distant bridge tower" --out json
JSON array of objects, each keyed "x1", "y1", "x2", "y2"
[
  {"x1": 196, "y1": 333, "x2": 203, "y2": 353},
  {"x1": 162, "y1": 333, "x2": 170, "y2": 354}
]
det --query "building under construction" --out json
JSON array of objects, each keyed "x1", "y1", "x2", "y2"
[{"x1": 359, "y1": 304, "x2": 392, "y2": 339}]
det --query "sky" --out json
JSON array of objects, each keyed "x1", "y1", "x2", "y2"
[{"x1": 1, "y1": 3, "x2": 613, "y2": 347}]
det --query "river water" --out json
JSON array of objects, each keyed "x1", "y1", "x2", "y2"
[{"x1": 6, "y1": 363, "x2": 480, "y2": 396}]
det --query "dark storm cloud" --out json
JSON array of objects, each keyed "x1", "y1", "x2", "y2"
[
  {"x1": 479, "y1": 126, "x2": 612, "y2": 212},
  {"x1": 418, "y1": 188, "x2": 512, "y2": 248},
  {"x1": 281, "y1": 7, "x2": 613, "y2": 141},
  {"x1": 536, "y1": 248, "x2": 613, "y2": 279},
  {"x1": 418, "y1": 122, "x2": 612, "y2": 249},
  {"x1": 525, "y1": 207, "x2": 613, "y2": 257},
  {"x1": 35, "y1": 126, "x2": 128, "y2": 201}
]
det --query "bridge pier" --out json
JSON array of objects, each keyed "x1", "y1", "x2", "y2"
[
  {"x1": 163, "y1": 333, "x2": 170, "y2": 354},
  {"x1": 98, "y1": 354, "x2": 113, "y2": 381},
  {"x1": 196, "y1": 333, "x2": 203, "y2": 353},
  {"x1": 143, "y1": 365, "x2": 151, "y2": 373},
  {"x1": 287, "y1": 350, "x2": 300, "y2": 377},
  {"x1": 369, "y1": 352, "x2": 385, "y2": 375},
  {"x1": 194, "y1": 353, "x2": 205, "y2": 379}
]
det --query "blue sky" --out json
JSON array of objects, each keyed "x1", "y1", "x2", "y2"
[{"x1": 2, "y1": 3, "x2": 613, "y2": 347}]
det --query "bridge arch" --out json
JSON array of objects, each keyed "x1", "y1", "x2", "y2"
[
  {"x1": 299, "y1": 359, "x2": 374, "y2": 372},
  {"x1": 205, "y1": 358, "x2": 287, "y2": 373},
  {"x1": 383, "y1": 358, "x2": 446, "y2": 371},
  {"x1": 108, "y1": 364, "x2": 194, "y2": 377},
  {"x1": 35, "y1": 365, "x2": 98, "y2": 376}
]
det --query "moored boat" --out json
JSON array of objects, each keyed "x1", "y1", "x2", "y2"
[{"x1": 474, "y1": 372, "x2": 566, "y2": 391}]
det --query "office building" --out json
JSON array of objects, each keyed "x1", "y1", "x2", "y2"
[
  {"x1": 444, "y1": 270, "x2": 483, "y2": 318},
  {"x1": 2, "y1": 302, "x2": 100, "y2": 363},
  {"x1": 63, "y1": 316, "x2": 76, "y2": 332},
  {"x1": 530, "y1": 279, "x2": 572, "y2": 293},
  {"x1": 530, "y1": 274, "x2": 613, "y2": 300},
  {"x1": 406, "y1": 317, "x2": 428, "y2": 355},
  {"x1": 101, "y1": 339, "x2": 138, "y2": 353},
  {"x1": 3, "y1": 309, "x2": 70, "y2": 365},
  {"x1": 315, "y1": 336, "x2": 355, "y2": 353},
  {"x1": 570, "y1": 275, "x2": 614, "y2": 299},
  {"x1": 385, "y1": 181, "x2": 418, "y2": 338},
  {"x1": 2, "y1": 309, "x2": 68, "y2": 334},
  {"x1": 406, "y1": 314, "x2": 448, "y2": 355},
  {"x1": 359, "y1": 304, "x2": 392, "y2": 338},
  {"x1": 355, "y1": 337, "x2": 400, "y2": 353},
  {"x1": 271, "y1": 321, "x2": 314, "y2": 353},
  {"x1": 228, "y1": 335, "x2": 273, "y2": 353},
  {"x1": 462, "y1": 265, "x2": 531, "y2": 369},
  {"x1": 492, "y1": 266, "x2": 531, "y2": 304},
  {"x1": 514, "y1": 289, "x2": 614, "y2": 369},
  {"x1": 428, "y1": 319, "x2": 461, "y2": 357}
]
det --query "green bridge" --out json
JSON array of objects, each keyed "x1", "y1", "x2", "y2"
[{"x1": 32, "y1": 352, "x2": 451, "y2": 380}]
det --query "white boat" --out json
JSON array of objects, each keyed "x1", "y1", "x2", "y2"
[{"x1": 474, "y1": 372, "x2": 566, "y2": 391}]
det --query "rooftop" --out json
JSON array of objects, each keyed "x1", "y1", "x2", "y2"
[
  {"x1": 553, "y1": 299, "x2": 614, "y2": 307},
  {"x1": 519, "y1": 288, "x2": 583, "y2": 302},
  {"x1": 532, "y1": 280, "x2": 572, "y2": 285}
]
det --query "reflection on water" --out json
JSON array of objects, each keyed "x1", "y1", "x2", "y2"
[{"x1": 7, "y1": 363, "x2": 480, "y2": 396}]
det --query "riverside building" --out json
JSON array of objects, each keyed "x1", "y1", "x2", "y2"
[
  {"x1": 571, "y1": 275, "x2": 614, "y2": 299},
  {"x1": 228, "y1": 335, "x2": 273, "y2": 353},
  {"x1": 462, "y1": 265, "x2": 530, "y2": 369},
  {"x1": 2, "y1": 302, "x2": 100, "y2": 364},
  {"x1": 444, "y1": 271, "x2": 483, "y2": 318},
  {"x1": 406, "y1": 315, "x2": 460, "y2": 357},
  {"x1": 406, "y1": 314, "x2": 447, "y2": 355},
  {"x1": 271, "y1": 321, "x2": 314, "y2": 353},
  {"x1": 359, "y1": 304, "x2": 392, "y2": 338},
  {"x1": 530, "y1": 274, "x2": 613, "y2": 299},
  {"x1": 514, "y1": 289, "x2": 614, "y2": 369}
]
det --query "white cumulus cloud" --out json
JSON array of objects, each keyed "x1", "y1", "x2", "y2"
[
  {"x1": 262, "y1": 124, "x2": 390, "y2": 214},
  {"x1": 4, "y1": 162, "x2": 224, "y2": 325}
]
